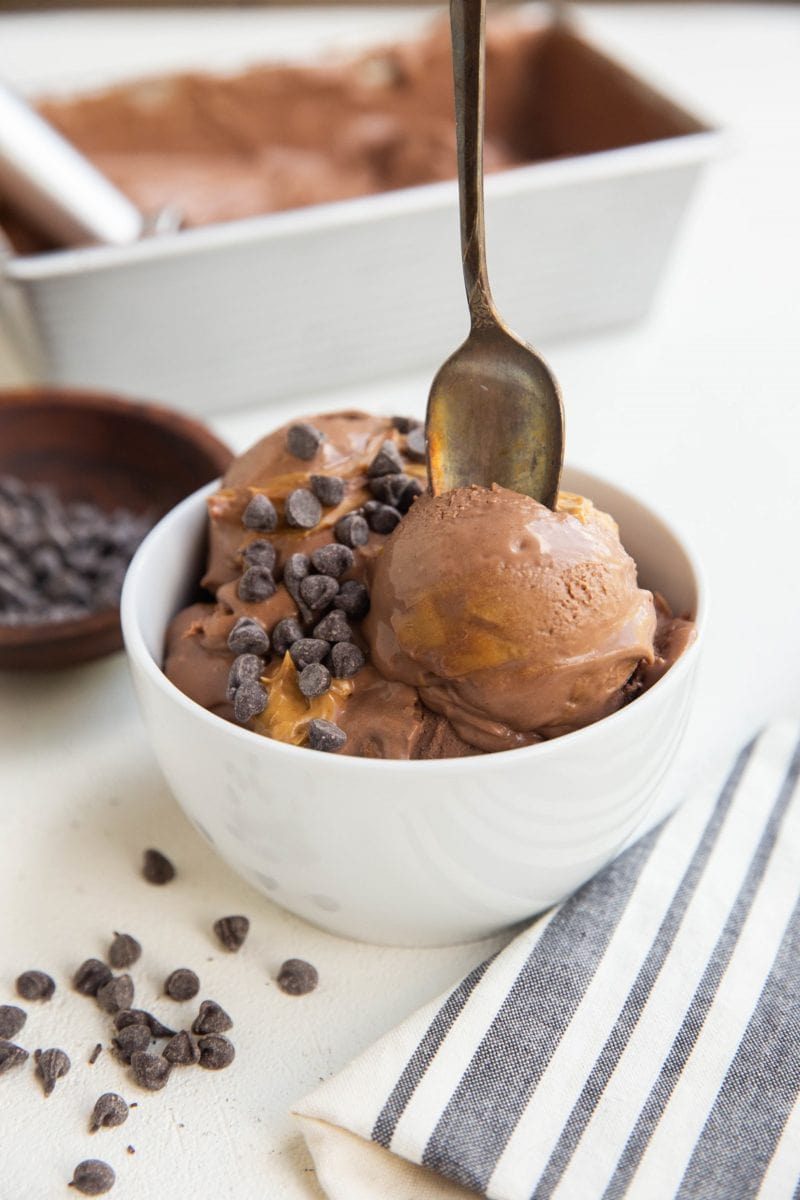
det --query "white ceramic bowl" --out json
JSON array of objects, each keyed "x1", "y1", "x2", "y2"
[{"x1": 121, "y1": 466, "x2": 704, "y2": 946}]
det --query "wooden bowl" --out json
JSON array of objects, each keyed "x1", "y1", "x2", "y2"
[{"x1": 0, "y1": 388, "x2": 232, "y2": 670}]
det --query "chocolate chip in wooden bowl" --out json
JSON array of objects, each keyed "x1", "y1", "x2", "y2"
[
  {"x1": 276, "y1": 958, "x2": 319, "y2": 996},
  {"x1": 97, "y1": 975, "x2": 134, "y2": 1015},
  {"x1": 213, "y1": 915, "x2": 250, "y2": 953},
  {"x1": 233, "y1": 680, "x2": 268, "y2": 725},
  {"x1": 142, "y1": 848, "x2": 175, "y2": 886},
  {"x1": 367, "y1": 439, "x2": 404, "y2": 477},
  {"x1": 241, "y1": 493, "x2": 277, "y2": 532},
  {"x1": 0, "y1": 1005, "x2": 26, "y2": 1040},
  {"x1": 285, "y1": 488, "x2": 322, "y2": 530},
  {"x1": 286, "y1": 422, "x2": 324, "y2": 460},
  {"x1": 197, "y1": 1035, "x2": 235, "y2": 1071},
  {"x1": 0, "y1": 1040, "x2": 29, "y2": 1075},
  {"x1": 226, "y1": 652, "x2": 264, "y2": 700},
  {"x1": 241, "y1": 539, "x2": 277, "y2": 572},
  {"x1": 333, "y1": 580, "x2": 370, "y2": 620},
  {"x1": 271, "y1": 615, "x2": 304, "y2": 655},
  {"x1": 310, "y1": 543, "x2": 354, "y2": 578},
  {"x1": 191, "y1": 1000, "x2": 233, "y2": 1035},
  {"x1": 299, "y1": 574, "x2": 339, "y2": 612},
  {"x1": 69, "y1": 1159, "x2": 116, "y2": 1195},
  {"x1": 330, "y1": 642, "x2": 366, "y2": 679},
  {"x1": 130, "y1": 1051, "x2": 171, "y2": 1092},
  {"x1": 404, "y1": 425, "x2": 427, "y2": 463},
  {"x1": 298, "y1": 663, "x2": 331, "y2": 698},
  {"x1": 289, "y1": 638, "x2": 330, "y2": 670},
  {"x1": 227, "y1": 615, "x2": 270, "y2": 656},
  {"x1": 312, "y1": 610, "x2": 352, "y2": 644},
  {"x1": 164, "y1": 968, "x2": 200, "y2": 1002},
  {"x1": 238, "y1": 564, "x2": 276, "y2": 603},
  {"x1": 334, "y1": 513, "x2": 369, "y2": 549},
  {"x1": 367, "y1": 504, "x2": 401, "y2": 534},
  {"x1": 89, "y1": 1093, "x2": 128, "y2": 1133},
  {"x1": 307, "y1": 719, "x2": 347, "y2": 754},
  {"x1": 16, "y1": 969, "x2": 55, "y2": 1001},
  {"x1": 310, "y1": 474, "x2": 345, "y2": 507},
  {"x1": 163, "y1": 1031, "x2": 200, "y2": 1066},
  {"x1": 108, "y1": 933, "x2": 141, "y2": 970},
  {"x1": 35, "y1": 1046, "x2": 71, "y2": 1096},
  {"x1": 113, "y1": 1025, "x2": 151, "y2": 1064},
  {"x1": 74, "y1": 959, "x2": 113, "y2": 997}
]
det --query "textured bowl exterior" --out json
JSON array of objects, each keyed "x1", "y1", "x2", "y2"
[{"x1": 121, "y1": 468, "x2": 703, "y2": 946}]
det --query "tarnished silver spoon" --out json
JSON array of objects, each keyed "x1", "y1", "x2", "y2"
[{"x1": 426, "y1": 0, "x2": 565, "y2": 508}]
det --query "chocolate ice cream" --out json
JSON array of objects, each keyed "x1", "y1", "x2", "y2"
[{"x1": 163, "y1": 410, "x2": 694, "y2": 758}]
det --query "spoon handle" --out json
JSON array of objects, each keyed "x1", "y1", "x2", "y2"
[{"x1": 450, "y1": 0, "x2": 496, "y2": 328}]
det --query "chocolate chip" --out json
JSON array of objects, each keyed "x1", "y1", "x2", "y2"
[
  {"x1": 97, "y1": 975, "x2": 134, "y2": 1015},
  {"x1": 213, "y1": 915, "x2": 250, "y2": 952},
  {"x1": 391, "y1": 416, "x2": 422, "y2": 434},
  {"x1": 311, "y1": 543, "x2": 354, "y2": 578},
  {"x1": 241, "y1": 539, "x2": 277, "y2": 571},
  {"x1": 368, "y1": 472, "x2": 413, "y2": 507},
  {"x1": 164, "y1": 969, "x2": 200, "y2": 1002},
  {"x1": 330, "y1": 642, "x2": 366, "y2": 678},
  {"x1": 233, "y1": 680, "x2": 268, "y2": 724},
  {"x1": 238, "y1": 565, "x2": 276, "y2": 603},
  {"x1": 88, "y1": 1044, "x2": 102, "y2": 1065},
  {"x1": 335, "y1": 513, "x2": 369, "y2": 548},
  {"x1": 298, "y1": 663, "x2": 331, "y2": 698},
  {"x1": 242, "y1": 494, "x2": 277, "y2": 532},
  {"x1": 271, "y1": 615, "x2": 304, "y2": 655},
  {"x1": 162, "y1": 1031, "x2": 199, "y2": 1065},
  {"x1": 227, "y1": 652, "x2": 264, "y2": 700},
  {"x1": 285, "y1": 488, "x2": 322, "y2": 530},
  {"x1": 282, "y1": 553, "x2": 312, "y2": 620},
  {"x1": 0, "y1": 1040, "x2": 28, "y2": 1075},
  {"x1": 289, "y1": 638, "x2": 329, "y2": 669},
  {"x1": 113, "y1": 1025, "x2": 151, "y2": 1063},
  {"x1": 307, "y1": 719, "x2": 347, "y2": 753},
  {"x1": 227, "y1": 616, "x2": 270, "y2": 656},
  {"x1": 142, "y1": 848, "x2": 175, "y2": 885},
  {"x1": 276, "y1": 958, "x2": 319, "y2": 996},
  {"x1": 299, "y1": 574, "x2": 338, "y2": 611},
  {"x1": 310, "y1": 475, "x2": 345, "y2": 506},
  {"x1": 130, "y1": 1051, "x2": 171, "y2": 1092},
  {"x1": 89, "y1": 1093, "x2": 128, "y2": 1133},
  {"x1": 16, "y1": 970, "x2": 55, "y2": 1001},
  {"x1": 197, "y1": 1034, "x2": 235, "y2": 1071},
  {"x1": 69, "y1": 1159, "x2": 115, "y2": 1195},
  {"x1": 397, "y1": 477, "x2": 423, "y2": 513},
  {"x1": 312, "y1": 610, "x2": 352, "y2": 643},
  {"x1": 404, "y1": 425, "x2": 425, "y2": 461},
  {"x1": 368, "y1": 439, "x2": 404, "y2": 477},
  {"x1": 192, "y1": 1000, "x2": 233, "y2": 1035},
  {"x1": 74, "y1": 959, "x2": 113, "y2": 997},
  {"x1": 367, "y1": 504, "x2": 401, "y2": 534},
  {"x1": 286, "y1": 423, "x2": 324, "y2": 460},
  {"x1": 109, "y1": 933, "x2": 141, "y2": 970},
  {"x1": 333, "y1": 580, "x2": 370, "y2": 619},
  {"x1": 114, "y1": 1010, "x2": 176, "y2": 1039},
  {"x1": 0, "y1": 1005, "x2": 26, "y2": 1039},
  {"x1": 35, "y1": 1046, "x2": 71, "y2": 1096}
]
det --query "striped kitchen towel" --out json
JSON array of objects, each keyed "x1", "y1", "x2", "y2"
[{"x1": 294, "y1": 721, "x2": 800, "y2": 1200}]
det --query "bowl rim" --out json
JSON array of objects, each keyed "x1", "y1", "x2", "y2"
[{"x1": 121, "y1": 463, "x2": 706, "y2": 772}]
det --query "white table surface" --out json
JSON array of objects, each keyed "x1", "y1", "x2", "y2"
[{"x1": 1, "y1": 5, "x2": 799, "y2": 1198}]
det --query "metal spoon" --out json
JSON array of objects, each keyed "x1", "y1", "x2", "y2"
[{"x1": 426, "y1": 0, "x2": 565, "y2": 508}]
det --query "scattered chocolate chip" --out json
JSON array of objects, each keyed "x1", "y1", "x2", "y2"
[
  {"x1": 88, "y1": 1044, "x2": 103, "y2": 1065},
  {"x1": 192, "y1": 1000, "x2": 233, "y2": 1035},
  {"x1": 289, "y1": 638, "x2": 330, "y2": 670},
  {"x1": 335, "y1": 513, "x2": 369, "y2": 548},
  {"x1": 285, "y1": 488, "x2": 322, "y2": 530},
  {"x1": 238, "y1": 565, "x2": 276, "y2": 603},
  {"x1": 35, "y1": 1046, "x2": 71, "y2": 1096},
  {"x1": 307, "y1": 719, "x2": 347, "y2": 753},
  {"x1": 213, "y1": 915, "x2": 250, "y2": 952},
  {"x1": 74, "y1": 959, "x2": 113, "y2": 997},
  {"x1": 299, "y1": 573, "x2": 339, "y2": 611},
  {"x1": 226, "y1": 652, "x2": 264, "y2": 700},
  {"x1": 397, "y1": 477, "x2": 424, "y2": 513},
  {"x1": 368, "y1": 439, "x2": 404, "y2": 477},
  {"x1": 164, "y1": 969, "x2": 200, "y2": 1002},
  {"x1": 127, "y1": 1146, "x2": 135, "y2": 1155},
  {"x1": 241, "y1": 539, "x2": 276, "y2": 571},
  {"x1": 0, "y1": 1040, "x2": 28, "y2": 1075},
  {"x1": 367, "y1": 503, "x2": 401, "y2": 534},
  {"x1": 271, "y1": 615, "x2": 304, "y2": 655},
  {"x1": 391, "y1": 415, "x2": 422, "y2": 433},
  {"x1": 333, "y1": 580, "x2": 370, "y2": 619},
  {"x1": 113, "y1": 1025, "x2": 151, "y2": 1063},
  {"x1": 197, "y1": 1035, "x2": 235, "y2": 1071},
  {"x1": 69, "y1": 1159, "x2": 115, "y2": 1195},
  {"x1": 0, "y1": 1005, "x2": 26, "y2": 1039},
  {"x1": 330, "y1": 642, "x2": 366, "y2": 678},
  {"x1": 312, "y1": 610, "x2": 352, "y2": 643},
  {"x1": 242, "y1": 494, "x2": 277, "y2": 532},
  {"x1": 276, "y1": 958, "x2": 319, "y2": 996},
  {"x1": 286, "y1": 423, "x2": 324, "y2": 460},
  {"x1": 311, "y1": 543, "x2": 354, "y2": 578},
  {"x1": 368, "y1": 472, "x2": 413, "y2": 507},
  {"x1": 97, "y1": 975, "x2": 134, "y2": 1015},
  {"x1": 108, "y1": 933, "x2": 141, "y2": 970},
  {"x1": 114, "y1": 1010, "x2": 176, "y2": 1039},
  {"x1": 90, "y1": 1092, "x2": 128, "y2": 1133},
  {"x1": 130, "y1": 1050, "x2": 171, "y2": 1092},
  {"x1": 298, "y1": 663, "x2": 331, "y2": 698},
  {"x1": 142, "y1": 848, "x2": 175, "y2": 886},
  {"x1": 162, "y1": 1031, "x2": 199, "y2": 1066},
  {"x1": 233, "y1": 680, "x2": 268, "y2": 724},
  {"x1": 310, "y1": 475, "x2": 345, "y2": 506},
  {"x1": 16, "y1": 970, "x2": 55, "y2": 1001},
  {"x1": 227, "y1": 615, "x2": 270, "y2": 656}
]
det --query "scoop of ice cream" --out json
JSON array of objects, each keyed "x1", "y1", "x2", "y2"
[{"x1": 364, "y1": 484, "x2": 657, "y2": 751}]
